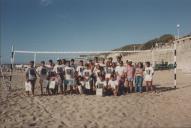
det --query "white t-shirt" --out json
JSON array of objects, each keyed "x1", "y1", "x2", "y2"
[
  {"x1": 83, "y1": 69, "x2": 92, "y2": 80},
  {"x1": 26, "y1": 67, "x2": 37, "y2": 80},
  {"x1": 36, "y1": 66, "x2": 48, "y2": 78},
  {"x1": 65, "y1": 66, "x2": 75, "y2": 80},
  {"x1": 108, "y1": 80, "x2": 118, "y2": 89},
  {"x1": 76, "y1": 66, "x2": 85, "y2": 76},
  {"x1": 93, "y1": 67, "x2": 101, "y2": 77},
  {"x1": 96, "y1": 79, "x2": 107, "y2": 88},
  {"x1": 105, "y1": 67, "x2": 114, "y2": 78},
  {"x1": 100, "y1": 63, "x2": 106, "y2": 68},
  {"x1": 144, "y1": 67, "x2": 154, "y2": 81},
  {"x1": 115, "y1": 66, "x2": 126, "y2": 76},
  {"x1": 46, "y1": 65, "x2": 54, "y2": 73},
  {"x1": 53, "y1": 65, "x2": 64, "y2": 74},
  {"x1": 61, "y1": 64, "x2": 66, "y2": 71}
]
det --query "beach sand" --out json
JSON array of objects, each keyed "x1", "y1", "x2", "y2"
[{"x1": 0, "y1": 70, "x2": 191, "y2": 128}]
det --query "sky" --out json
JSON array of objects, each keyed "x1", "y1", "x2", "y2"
[{"x1": 0, "y1": 0, "x2": 191, "y2": 64}]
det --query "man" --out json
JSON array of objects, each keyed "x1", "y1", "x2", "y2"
[
  {"x1": 76, "y1": 60, "x2": 85, "y2": 77},
  {"x1": 53, "y1": 59, "x2": 65, "y2": 94},
  {"x1": 70, "y1": 59, "x2": 76, "y2": 70},
  {"x1": 25, "y1": 61, "x2": 37, "y2": 96},
  {"x1": 47, "y1": 59, "x2": 56, "y2": 95},
  {"x1": 36, "y1": 61, "x2": 48, "y2": 95},
  {"x1": 64, "y1": 61, "x2": 75, "y2": 94}
]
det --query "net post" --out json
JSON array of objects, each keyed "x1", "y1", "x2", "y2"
[
  {"x1": 174, "y1": 40, "x2": 177, "y2": 89},
  {"x1": 174, "y1": 24, "x2": 180, "y2": 89},
  {"x1": 34, "y1": 53, "x2": 36, "y2": 67},
  {"x1": 151, "y1": 49, "x2": 155, "y2": 67},
  {"x1": 10, "y1": 45, "x2": 15, "y2": 81},
  {"x1": 11, "y1": 45, "x2": 15, "y2": 70}
]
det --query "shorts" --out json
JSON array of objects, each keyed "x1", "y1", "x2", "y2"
[
  {"x1": 105, "y1": 74, "x2": 111, "y2": 79},
  {"x1": 127, "y1": 77, "x2": 134, "y2": 82},
  {"x1": 29, "y1": 79, "x2": 36, "y2": 87},
  {"x1": 111, "y1": 84, "x2": 116, "y2": 89},
  {"x1": 144, "y1": 75, "x2": 153, "y2": 82},
  {"x1": 40, "y1": 76, "x2": 47, "y2": 80},
  {"x1": 64, "y1": 79, "x2": 75, "y2": 86}
]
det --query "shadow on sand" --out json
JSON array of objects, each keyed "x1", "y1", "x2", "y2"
[{"x1": 155, "y1": 85, "x2": 177, "y2": 93}]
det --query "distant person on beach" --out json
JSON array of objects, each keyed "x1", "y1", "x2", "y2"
[
  {"x1": 144, "y1": 62, "x2": 154, "y2": 92},
  {"x1": 134, "y1": 62, "x2": 144, "y2": 93},
  {"x1": 36, "y1": 61, "x2": 48, "y2": 95},
  {"x1": 25, "y1": 61, "x2": 37, "y2": 96}
]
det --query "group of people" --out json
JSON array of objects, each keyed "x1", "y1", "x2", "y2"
[{"x1": 25, "y1": 56, "x2": 154, "y2": 96}]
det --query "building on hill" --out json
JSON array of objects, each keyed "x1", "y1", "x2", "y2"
[{"x1": 174, "y1": 35, "x2": 191, "y2": 44}]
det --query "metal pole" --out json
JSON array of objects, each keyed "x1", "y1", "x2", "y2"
[
  {"x1": 34, "y1": 53, "x2": 36, "y2": 67},
  {"x1": 152, "y1": 50, "x2": 155, "y2": 67},
  {"x1": 174, "y1": 24, "x2": 179, "y2": 89},
  {"x1": 11, "y1": 45, "x2": 15, "y2": 70},
  {"x1": 10, "y1": 45, "x2": 15, "y2": 81}
]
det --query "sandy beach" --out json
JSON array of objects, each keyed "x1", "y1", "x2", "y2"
[{"x1": 0, "y1": 70, "x2": 191, "y2": 128}]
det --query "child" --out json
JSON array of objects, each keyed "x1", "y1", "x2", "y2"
[
  {"x1": 135, "y1": 62, "x2": 144, "y2": 93},
  {"x1": 76, "y1": 76, "x2": 85, "y2": 94},
  {"x1": 36, "y1": 61, "x2": 48, "y2": 95},
  {"x1": 25, "y1": 61, "x2": 37, "y2": 96},
  {"x1": 108, "y1": 74, "x2": 118, "y2": 96},
  {"x1": 126, "y1": 61, "x2": 135, "y2": 93},
  {"x1": 144, "y1": 62, "x2": 154, "y2": 92}
]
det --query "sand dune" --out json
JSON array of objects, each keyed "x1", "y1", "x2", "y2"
[{"x1": 1, "y1": 70, "x2": 191, "y2": 128}]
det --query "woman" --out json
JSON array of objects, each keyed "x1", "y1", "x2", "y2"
[
  {"x1": 135, "y1": 62, "x2": 144, "y2": 93},
  {"x1": 144, "y1": 62, "x2": 154, "y2": 92}
]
